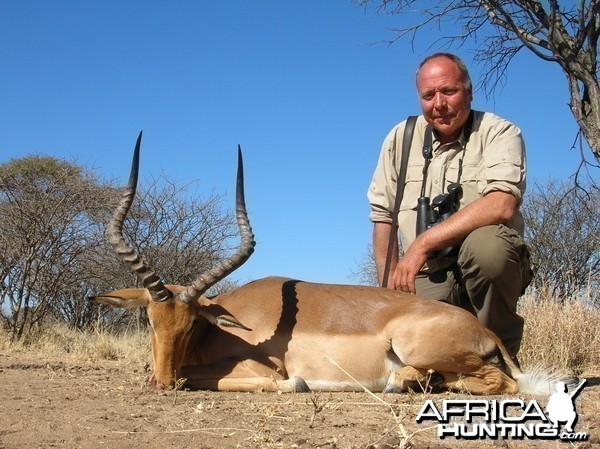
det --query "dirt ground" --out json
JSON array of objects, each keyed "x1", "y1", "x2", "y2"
[{"x1": 0, "y1": 351, "x2": 598, "y2": 449}]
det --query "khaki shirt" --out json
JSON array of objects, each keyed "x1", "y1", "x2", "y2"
[{"x1": 368, "y1": 110, "x2": 526, "y2": 258}]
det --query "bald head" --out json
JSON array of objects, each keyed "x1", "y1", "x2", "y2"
[{"x1": 416, "y1": 53, "x2": 473, "y2": 144}]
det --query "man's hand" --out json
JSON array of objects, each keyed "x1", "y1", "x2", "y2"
[
  {"x1": 390, "y1": 238, "x2": 428, "y2": 293},
  {"x1": 377, "y1": 191, "x2": 518, "y2": 293}
]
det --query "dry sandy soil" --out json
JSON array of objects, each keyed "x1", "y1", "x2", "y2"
[{"x1": 0, "y1": 351, "x2": 598, "y2": 449}]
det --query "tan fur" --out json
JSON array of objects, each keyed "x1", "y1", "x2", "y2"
[{"x1": 91, "y1": 276, "x2": 520, "y2": 394}]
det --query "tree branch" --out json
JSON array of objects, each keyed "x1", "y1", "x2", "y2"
[{"x1": 478, "y1": 0, "x2": 557, "y2": 61}]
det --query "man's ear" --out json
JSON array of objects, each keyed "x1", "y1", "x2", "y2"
[{"x1": 88, "y1": 288, "x2": 150, "y2": 309}]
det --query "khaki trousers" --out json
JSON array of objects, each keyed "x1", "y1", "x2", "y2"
[{"x1": 415, "y1": 225, "x2": 533, "y2": 358}]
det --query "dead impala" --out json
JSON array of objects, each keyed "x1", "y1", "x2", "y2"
[{"x1": 90, "y1": 133, "x2": 538, "y2": 394}]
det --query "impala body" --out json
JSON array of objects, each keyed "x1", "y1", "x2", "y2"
[{"x1": 91, "y1": 133, "x2": 527, "y2": 395}]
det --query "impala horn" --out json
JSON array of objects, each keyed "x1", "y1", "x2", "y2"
[
  {"x1": 179, "y1": 145, "x2": 255, "y2": 304},
  {"x1": 107, "y1": 131, "x2": 172, "y2": 302}
]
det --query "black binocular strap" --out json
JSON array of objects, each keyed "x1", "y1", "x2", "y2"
[
  {"x1": 382, "y1": 115, "x2": 417, "y2": 289},
  {"x1": 420, "y1": 110, "x2": 474, "y2": 197},
  {"x1": 420, "y1": 125, "x2": 434, "y2": 198}
]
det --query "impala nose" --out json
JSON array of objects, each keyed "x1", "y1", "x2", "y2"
[{"x1": 146, "y1": 373, "x2": 173, "y2": 390}]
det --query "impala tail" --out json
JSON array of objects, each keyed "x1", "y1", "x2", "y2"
[{"x1": 485, "y1": 329, "x2": 564, "y2": 395}]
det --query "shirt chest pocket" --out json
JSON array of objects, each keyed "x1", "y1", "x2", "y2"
[
  {"x1": 445, "y1": 159, "x2": 485, "y2": 195},
  {"x1": 399, "y1": 164, "x2": 424, "y2": 211}
]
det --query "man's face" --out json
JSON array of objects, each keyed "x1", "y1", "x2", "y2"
[{"x1": 417, "y1": 57, "x2": 472, "y2": 144}]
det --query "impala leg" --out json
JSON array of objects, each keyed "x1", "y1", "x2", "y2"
[
  {"x1": 384, "y1": 366, "x2": 444, "y2": 393},
  {"x1": 181, "y1": 359, "x2": 310, "y2": 393},
  {"x1": 213, "y1": 375, "x2": 309, "y2": 392},
  {"x1": 441, "y1": 365, "x2": 519, "y2": 394}
]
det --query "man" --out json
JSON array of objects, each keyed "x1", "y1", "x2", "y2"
[{"x1": 368, "y1": 53, "x2": 532, "y2": 359}]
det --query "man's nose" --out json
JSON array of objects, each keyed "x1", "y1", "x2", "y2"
[{"x1": 434, "y1": 92, "x2": 447, "y2": 109}]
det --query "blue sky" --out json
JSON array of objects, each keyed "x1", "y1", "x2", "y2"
[{"x1": 0, "y1": 1, "x2": 592, "y2": 285}]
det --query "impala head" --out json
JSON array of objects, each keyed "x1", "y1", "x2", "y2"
[{"x1": 90, "y1": 132, "x2": 255, "y2": 388}]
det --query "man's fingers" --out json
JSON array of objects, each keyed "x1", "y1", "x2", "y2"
[
  {"x1": 394, "y1": 268, "x2": 416, "y2": 293},
  {"x1": 407, "y1": 276, "x2": 416, "y2": 294}
]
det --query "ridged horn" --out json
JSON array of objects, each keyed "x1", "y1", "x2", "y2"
[
  {"x1": 107, "y1": 131, "x2": 172, "y2": 303},
  {"x1": 179, "y1": 145, "x2": 256, "y2": 304}
]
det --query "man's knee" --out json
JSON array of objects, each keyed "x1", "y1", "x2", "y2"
[
  {"x1": 458, "y1": 225, "x2": 520, "y2": 282},
  {"x1": 415, "y1": 270, "x2": 454, "y2": 301}
]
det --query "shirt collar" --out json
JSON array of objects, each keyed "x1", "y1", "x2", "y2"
[{"x1": 430, "y1": 110, "x2": 474, "y2": 151}]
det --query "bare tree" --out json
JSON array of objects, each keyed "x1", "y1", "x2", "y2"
[
  {"x1": 354, "y1": 0, "x2": 600, "y2": 165},
  {"x1": 108, "y1": 173, "x2": 239, "y2": 295},
  {"x1": 350, "y1": 244, "x2": 379, "y2": 286},
  {"x1": 51, "y1": 173, "x2": 240, "y2": 330},
  {"x1": 522, "y1": 176, "x2": 599, "y2": 301},
  {"x1": 0, "y1": 156, "x2": 240, "y2": 339},
  {"x1": 0, "y1": 156, "x2": 113, "y2": 340}
]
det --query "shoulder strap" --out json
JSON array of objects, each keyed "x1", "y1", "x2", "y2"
[
  {"x1": 382, "y1": 115, "x2": 418, "y2": 288},
  {"x1": 419, "y1": 110, "x2": 474, "y2": 196}
]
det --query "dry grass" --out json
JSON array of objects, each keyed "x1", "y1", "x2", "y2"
[
  {"x1": 519, "y1": 290, "x2": 600, "y2": 375},
  {"x1": 1, "y1": 293, "x2": 598, "y2": 377},
  {"x1": 0, "y1": 323, "x2": 150, "y2": 365}
]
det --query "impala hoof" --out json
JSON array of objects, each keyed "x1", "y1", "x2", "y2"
[
  {"x1": 383, "y1": 384, "x2": 403, "y2": 394},
  {"x1": 291, "y1": 376, "x2": 311, "y2": 393},
  {"x1": 429, "y1": 372, "x2": 445, "y2": 389}
]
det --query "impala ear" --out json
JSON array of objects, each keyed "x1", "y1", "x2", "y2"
[
  {"x1": 89, "y1": 288, "x2": 151, "y2": 309},
  {"x1": 213, "y1": 314, "x2": 252, "y2": 331},
  {"x1": 197, "y1": 300, "x2": 252, "y2": 331}
]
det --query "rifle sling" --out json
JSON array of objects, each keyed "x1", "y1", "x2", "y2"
[{"x1": 381, "y1": 116, "x2": 417, "y2": 288}]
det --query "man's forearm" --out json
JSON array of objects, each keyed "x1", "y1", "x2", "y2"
[
  {"x1": 390, "y1": 191, "x2": 518, "y2": 293},
  {"x1": 415, "y1": 191, "x2": 518, "y2": 254},
  {"x1": 373, "y1": 222, "x2": 398, "y2": 286}
]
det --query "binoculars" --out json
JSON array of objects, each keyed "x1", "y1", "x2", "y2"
[{"x1": 416, "y1": 182, "x2": 462, "y2": 258}]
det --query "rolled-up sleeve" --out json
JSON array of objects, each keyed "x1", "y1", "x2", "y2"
[
  {"x1": 368, "y1": 126, "x2": 401, "y2": 223},
  {"x1": 480, "y1": 117, "x2": 526, "y2": 203}
]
